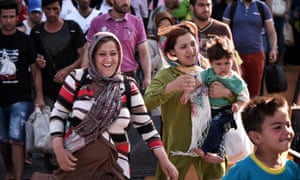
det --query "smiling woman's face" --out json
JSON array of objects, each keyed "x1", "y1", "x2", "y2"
[{"x1": 93, "y1": 40, "x2": 119, "y2": 77}]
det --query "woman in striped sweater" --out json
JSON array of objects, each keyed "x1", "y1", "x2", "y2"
[{"x1": 32, "y1": 32, "x2": 178, "y2": 180}]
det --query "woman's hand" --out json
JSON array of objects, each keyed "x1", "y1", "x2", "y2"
[
  {"x1": 209, "y1": 81, "x2": 232, "y2": 98},
  {"x1": 165, "y1": 74, "x2": 197, "y2": 93},
  {"x1": 159, "y1": 158, "x2": 179, "y2": 180},
  {"x1": 52, "y1": 137, "x2": 78, "y2": 171},
  {"x1": 53, "y1": 67, "x2": 71, "y2": 84},
  {"x1": 55, "y1": 147, "x2": 78, "y2": 171},
  {"x1": 153, "y1": 147, "x2": 179, "y2": 180}
]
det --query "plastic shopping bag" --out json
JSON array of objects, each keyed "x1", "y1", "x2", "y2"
[
  {"x1": 25, "y1": 106, "x2": 53, "y2": 153},
  {"x1": 223, "y1": 112, "x2": 253, "y2": 164}
]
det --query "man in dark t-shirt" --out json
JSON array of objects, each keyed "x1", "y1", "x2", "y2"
[
  {"x1": 30, "y1": 0, "x2": 85, "y2": 104},
  {"x1": 0, "y1": 0, "x2": 44, "y2": 179},
  {"x1": 30, "y1": 0, "x2": 85, "y2": 172}
]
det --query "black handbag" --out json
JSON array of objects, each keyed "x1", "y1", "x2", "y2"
[{"x1": 265, "y1": 63, "x2": 288, "y2": 93}]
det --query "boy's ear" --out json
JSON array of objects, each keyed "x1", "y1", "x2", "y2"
[{"x1": 248, "y1": 131, "x2": 261, "y2": 145}]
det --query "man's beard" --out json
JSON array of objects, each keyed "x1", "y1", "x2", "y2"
[
  {"x1": 114, "y1": 4, "x2": 130, "y2": 14},
  {"x1": 193, "y1": 12, "x2": 209, "y2": 22}
]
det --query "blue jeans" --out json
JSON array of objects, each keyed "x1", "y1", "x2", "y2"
[
  {"x1": 201, "y1": 105, "x2": 234, "y2": 156},
  {"x1": 0, "y1": 101, "x2": 32, "y2": 144}
]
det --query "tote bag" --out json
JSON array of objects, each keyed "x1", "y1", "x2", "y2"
[{"x1": 284, "y1": 22, "x2": 295, "y2": 46}]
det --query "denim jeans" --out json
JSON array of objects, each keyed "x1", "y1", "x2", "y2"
[
  {"x1": 201, "y1": 105, "x2": 234, "y2": 156},
  {"x1": 0, "y1": 101, "x2": 32, "y2": 144}
]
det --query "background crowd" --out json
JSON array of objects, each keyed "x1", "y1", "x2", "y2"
[{"x1": 1, "y1": 0, "x2": 300, "y2": 179}]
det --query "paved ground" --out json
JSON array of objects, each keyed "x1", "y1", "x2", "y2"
[{"x1": 0, "y1": 153, "x2": 48, "y2": 180}]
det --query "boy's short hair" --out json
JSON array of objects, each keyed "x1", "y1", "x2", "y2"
[
  {"x1": 0, "y1": 0, "x2": 19, "y2": 15},
  {"x1": 42, "y1": 0, "x2": 62, "y2": 8},
  {"x1": 241, "y1": 95, "x2": 288, "y2": 133}
]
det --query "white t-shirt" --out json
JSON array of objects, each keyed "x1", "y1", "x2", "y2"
[
  {"x1": 65, "y1": 8, "x2": 100, "y2": 34},
  {"x1": 60, "y1": 0, "x2": 78, "y2": 19}
]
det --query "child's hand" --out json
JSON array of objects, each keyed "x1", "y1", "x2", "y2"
[
  {"x1": 232, "y1": 103, "x2": 239, "y2": 112},
  {"x1": 180, "y1": 92, "x2": 190, "y2": 104}
]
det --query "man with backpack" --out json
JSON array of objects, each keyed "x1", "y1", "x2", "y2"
[
  {"x1": 30, "y1": 0, "x2": 85, "y2": 105},
  {"x1": 30, "y1": 0, "x2": 85, "y2": 172},
  {"x1": 223, "y1": 0, "x2": 277, "y2": 98}
]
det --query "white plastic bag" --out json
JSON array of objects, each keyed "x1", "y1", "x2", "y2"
[
  {"x1": 25, "y1": 106, "x2": 53, "y2": 153},
  {"x1": 0, "y1": 49, "x2": 16, "y2": 75},
  {"x1": 223, "y1": 112, "x2": 253, "y2": 164},
  {"x1": 271, "y1": 0, "x2": 286, "y2": 16}
]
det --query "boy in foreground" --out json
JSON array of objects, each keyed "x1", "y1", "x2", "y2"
[{"x1": 223, "y1": 95, "x2": 300, "y2": 179}]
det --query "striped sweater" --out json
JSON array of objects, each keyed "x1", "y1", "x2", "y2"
[{"x1": 49, "y1": 68, "x2": 163, "y2": 178}]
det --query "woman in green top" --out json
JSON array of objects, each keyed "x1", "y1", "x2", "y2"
[{"x1": 144, "y1": 22, "x2": 232, "y2": 180}]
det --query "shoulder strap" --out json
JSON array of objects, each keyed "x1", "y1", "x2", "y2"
[
  {"x1": 74, "y1": 69, "x2": 90, "y2": 99},
  {"x1": 256, "y1": 1, "x2": 265, "y2": 27},
  {"x1": 66, "y1": 20, "x2": 77, "y2": 44},
  {"x1": 229, "y1": 1, "x2": 238, "y2": 29},
  {"x1": 32, "y1": 22, "x2": 57, "y2": 70},
  {"x1": 229, "y1": 1, "x2": 265, "y2": 29},
  {"x1": 124, "y1": 76, "x2": 132, "y2": 113}
]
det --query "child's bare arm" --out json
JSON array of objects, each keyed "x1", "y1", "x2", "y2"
[{"x1": 232, "y1": 100, "x2": 246, "y2": 112}]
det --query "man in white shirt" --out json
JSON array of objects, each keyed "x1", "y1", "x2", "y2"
[{"x1": 65, "y1": 0, "x2": 100, "y2": 35}]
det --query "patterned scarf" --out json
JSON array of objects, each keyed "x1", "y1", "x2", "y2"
[{"x1": 74, "y1": 32, "x2": 123, "y2": 144}]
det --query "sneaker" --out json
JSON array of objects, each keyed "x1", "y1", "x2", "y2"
[{"x1": 25, "y1": 153, "x2": 32, "y2": 165}]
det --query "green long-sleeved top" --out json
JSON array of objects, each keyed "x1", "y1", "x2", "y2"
[{"x1": 144, "y1": 67, "x2": 225, "y2": 180}]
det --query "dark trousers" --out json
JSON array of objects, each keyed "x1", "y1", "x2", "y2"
[{"x1": 201, "y1": 106, "x2": 234, "y2": 156}]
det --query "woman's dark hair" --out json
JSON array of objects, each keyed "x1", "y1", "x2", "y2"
[
  {"x1": 42, "y1": 0, "x2": 62, "y2": 8},
  {"x1": 0, "y1": 0, "x2": 19, "y2": 15},
  {"x1": 164, "y1": 27, "x2": 191, "y2": 54},
  {"x1": 154, "y1": 11, "x2": 173, "y2": 28}
]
